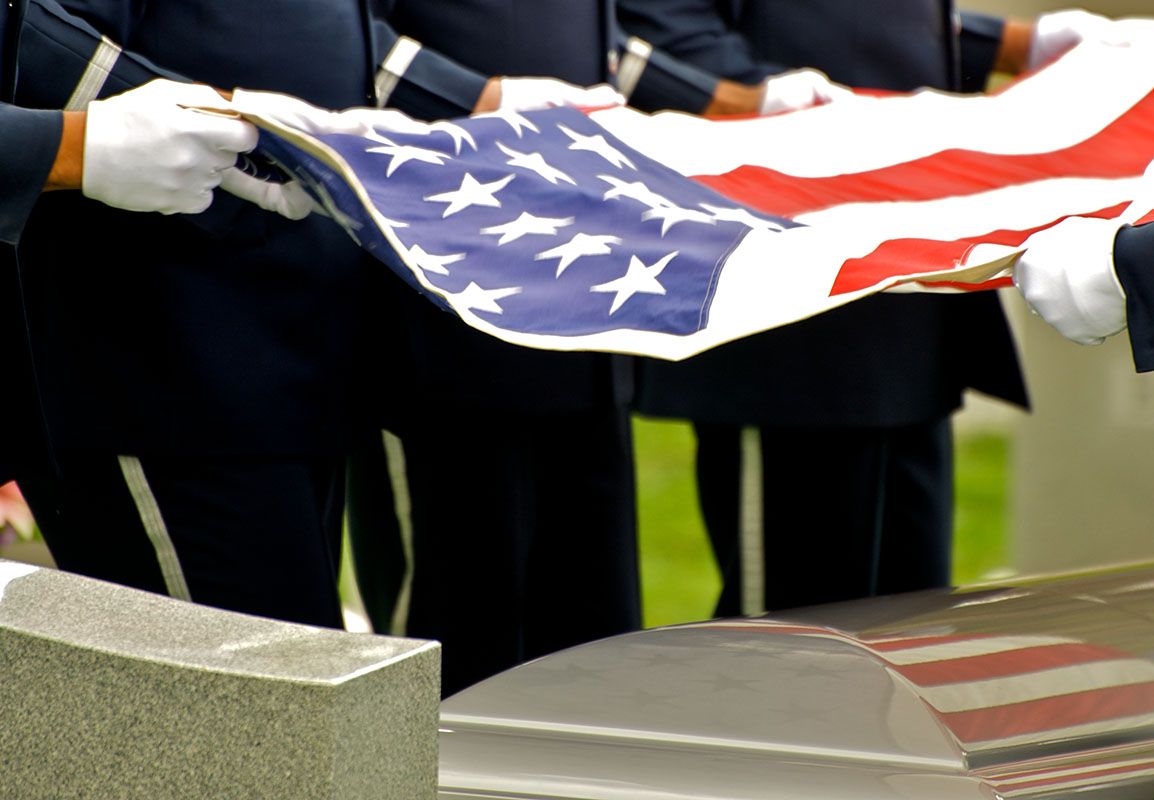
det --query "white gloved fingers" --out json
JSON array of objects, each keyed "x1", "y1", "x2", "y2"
[
  {"x1": 567, "y1": 83, "x2": 626, "y2": 108},
  {"x1": 497, "y1": 77, "x2": 625, "y2": 112},
  {"x1": 1028, "y1": 8, "x2": 1112, "y2": 71},
  {"x1": 1014, "y1": 215, "x2": 1128, "y2": 345},
  {"x1": 759, "y1": 68, "x2": 850, "y2": 116},
  {"x1": 229, "y1": 88, "x2": 348, "y2": 137},
  {"x1": 218, "y1": 168, "x2": 319, "y2": 220},
  {"x1": 83, "y1": 82, "x2": 260, "y2": 215}
]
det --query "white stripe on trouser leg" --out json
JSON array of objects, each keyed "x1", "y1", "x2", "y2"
[
  {"x1": 739, "y1": 426, "x2": 765, "y2": 616},
  {"x1": 65, "y1": 37, "x2": 122, "y2": 112},
  {"x1": 117, "y1": 456, "x2": 192, "y2": 602},
  {"x1": 382, "y1": 430, "x2": 414, "y2": 635},
  {"x1": 374, "y1": 36, "x2": 422, "y2": 108}
]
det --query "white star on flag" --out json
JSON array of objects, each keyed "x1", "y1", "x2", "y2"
[
  {"x1": 535, "y1": 232, "x2": 623, "y2": 277},
  {"x1": 425, "y1": 173, "x2": 515, "y2": 217},
  {"x1": 700, "y1": 203, "x2": 787, "y2": 232},
  {"x1": 641, "y1": 205, "x2": 717, "y2": 235},
  {"x1": 559, "y1": 124, "x2": 635, "y2": 170},
  {"x1": 591, "y1": 252, "x2": 677, "y2": 314},
  {"x1": 600, "y1": 175, "x2": 673, "y2": 208},
  {"x1": 366, "y1": 142, "x2": 450, "y2": 176},
  {"x1": 481, "y1": 212, "x2": 575, "y2": 245},
  {"x1": 496, "y1": 142, "x2": 575, "y2": 185},
  {"x1": 430, "y1": 120, "x2": 477, "y2": 153},
  {"x1": 478, "y1": 108, "x2": 540, "y2": 137},
  {"x1": 452, "y1": 281, "x2": 522, "y2": 314},
  {"x1": 407, "y1": 244, "x2": 466, "y2": 276}
]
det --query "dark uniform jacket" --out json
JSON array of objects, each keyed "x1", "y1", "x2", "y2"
[
  {"x1": 0, "y1": 0, "x2": 64, "y2": 483},
  {"x1": 14, "y1": 0, "x2": 387, "y2": 457},
  {"x1": 1115, "y1": 222, "x2": 1154, "y2": 372},
  {"x1": 617, "y1": 0, "x2": 1029, "y2": 426}
]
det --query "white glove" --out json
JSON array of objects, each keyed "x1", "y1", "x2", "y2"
[
  {"x1": 759, "y1": 68, "x2": 854, "y2": 116},
  {"x1": 218, "y1": 168, "x2": 318, "y2": 220},
  {"x1": 1028, "y1": 9, "x2": 1112, "y2": 71},
  {"x1": 82, "y1": 79, "x2": 258, "y2": 215},
  {"x1": 1015, "y1": 216, "x2": 1128, "y2": 345},
  {"x1": 230, "y1": 87, "x2": 432, "y2": 137},
  {"x1": 497, "y1": 78, "x2": 625, "y2": 112}
]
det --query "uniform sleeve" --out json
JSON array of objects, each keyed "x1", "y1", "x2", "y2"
[
  {"x1": 614, "y1": 0, "x2": 791, "y2": 114},
  {"x1": 616, "y1": 0, "x2": 784, "y2": 84},
  {"x1": 369, "y1": 16, "x2": 488, "y2": 120},
  {"x1": 0, "y1": 104, "x2": 61, "y2": 244},
  {"x1": 958, "y1": 10, "x2": 1005, "y2": 93},
  {"x1": 1113, "y1": 222, "x2": 1154, "y2": 372},
  {"x1": 15, "y1": 0, "x2": 176, "y2": 110}
]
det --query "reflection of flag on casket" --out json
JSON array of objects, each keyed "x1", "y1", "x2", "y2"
[{"x1": 242, "y1": 31, "x2": 1154, "y2": 361}]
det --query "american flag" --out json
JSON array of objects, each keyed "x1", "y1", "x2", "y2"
[{"x1": 244, "y1": 22, "x2": 1154, "y2": 361}]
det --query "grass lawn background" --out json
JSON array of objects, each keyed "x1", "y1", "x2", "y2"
[{"x1": 633, "y1": 416, "x2": 1010, "y2": 628}]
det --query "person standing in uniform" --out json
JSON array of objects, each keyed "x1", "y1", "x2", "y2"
[
  {"x1": 11, "y1": 0, "x2": 399, "y2": 628},
  {"x1": 614, "y1": 1, "x2": 1108, "y2": 616},
  {"x1": 2, "y1": 1, "x2": 284, "y2": 516}
]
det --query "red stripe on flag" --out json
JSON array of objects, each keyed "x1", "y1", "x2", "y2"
[
  {"x1": 831, "y1": 239, "x2": 974, "y2": 295},
  {"x1": 891, "y1": 643, "x2": 1130, "y2": 686},
  {"x1": 828, "y1": 203, "x2": 1130, "y2": 296},
  {"x1": 693, "y1": 90, "x2": 1154, "y2": 218},
  {"x1": 941, "y1": 682, "x2": 1154, "y2": 743}
]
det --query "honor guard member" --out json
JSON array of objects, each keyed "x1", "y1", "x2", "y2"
[
  {"x1": 342, "y1": 0, "x2": 852, "y2": 696},
  {"x1": 11, "y1": 0, "x2": 396, "y2": 628},
  {"x1": 615, "y1": 0, "x2": 1108, "y2": 616},
  {"x1": 1, "y1": 1, "x2": 270, "y2": 498}
]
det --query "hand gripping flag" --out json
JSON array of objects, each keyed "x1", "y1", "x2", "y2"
[{"x1": 233, "y1": 21, "x2": 1154, "y2": 361}]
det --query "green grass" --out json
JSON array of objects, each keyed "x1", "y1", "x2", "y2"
[{"x1": 634, "y1": 416, "x2": 1011, "y2": 629}]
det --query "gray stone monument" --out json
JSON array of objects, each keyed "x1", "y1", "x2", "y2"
[{"x1": 0, "y1": 560, "x2": 440, "y2": 799}]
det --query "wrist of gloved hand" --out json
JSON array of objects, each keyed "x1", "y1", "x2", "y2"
[
  {"x1": 1015, "y1": 215, "x2": 1128, "y2": 345},
  {"x1": 759, "y1": 68, "x2": 852, "y2": 116},
  {"x1": 82, "y1": 79, "x2": 257, "y2": 215},
  {"x1": 1028, "y1": 8, "x2": 1111, "y2": 71}
]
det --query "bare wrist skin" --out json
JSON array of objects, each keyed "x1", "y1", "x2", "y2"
[
  {"x1": 995, "y1": 18, "x2": 1034, "y2": 74},
  {"x1": 704, "y1": 79, "x2": 762, "y2": 116},
  {"x1": 45, "y1": 110, "x2": 86, "y2": 191},
  {"x1": 473, "y1": 77, "x2": 502, "y2": 113}
]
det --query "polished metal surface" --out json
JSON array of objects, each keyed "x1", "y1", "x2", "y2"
[{"x1": 439, "y1": 563, "x2": 1154, "y2": 799}]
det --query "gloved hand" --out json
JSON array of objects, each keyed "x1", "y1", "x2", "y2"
[
  {"x1": 230, "y1": 87, "x2": 430, "y2": 138},
  {"x1": 218, "y1": 168, "x2": 319, "y2": 220},
  {"x1": 82, "y1": 79, "x2": 258, "y2": 214},
  {"x1": 759, "y1": 68, "x2": 854, "y2": 116},
  {"x1": 497, "y1": 77, "x2": 625, "y2": 112},
  {"x1": 1014, "y1": 216, "x2": 1128, "y2": 345},
  {"x1": 1028, "y1": 9, "x2": 1112, "y2": 71}
]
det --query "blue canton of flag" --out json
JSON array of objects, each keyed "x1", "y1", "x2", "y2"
[{"x1": 256, "y1": 106, "x2": 796, "y2": 338}]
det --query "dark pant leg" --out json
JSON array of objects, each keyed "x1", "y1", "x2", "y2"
[
  {"x1": 20, "y1": 452, "x2": 345, "y2": 628},
  {"x1": 402, "y1": 406, "x2": 639, "y2": 697},
  {"x1": 876, "y1": 416, "x2": 953, "y2": 594},
  {"x1": 692, "y1": 421, "x2": 744, "y2": 618},
  {"x1": 346, "y1": 431, "x2": 407, "y2": 634},
  {"x1": 524, "y1": 404, "x2": 640, "y2": 661},
  {"x1": 402, "y1": 414, "x2": 534, "y2": 696},
  {"x1": 756, "y1": 426, "x2": 889, "y2": 610}
]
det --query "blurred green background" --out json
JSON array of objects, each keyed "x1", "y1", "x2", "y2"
[{"x1": 633, "y1": 416, "x2": 1010, "y2": 628}]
